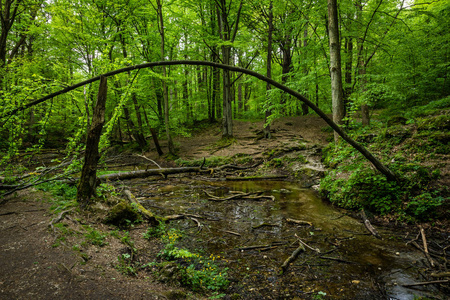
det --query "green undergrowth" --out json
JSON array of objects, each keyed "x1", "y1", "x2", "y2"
[
  {"x1": 321, "y1": 103, "x2": 449, "y2": 222},
  {"x1": 143, "y1": 222, "x2": 229, "y2": 292},
  {"x1": 38, "y1": 181, "x2": 78, "y2": 213}
]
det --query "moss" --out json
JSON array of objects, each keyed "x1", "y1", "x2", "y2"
[
  {"x1": 417, "y1": 114, "x2": 450, "y2": 131},
  {"x1": 104, "y1": 201, "x2": 142, "y2": 228}
]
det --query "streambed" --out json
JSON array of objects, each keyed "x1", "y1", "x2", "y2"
[{"x1": 125, "y1": 178, "x2": 441, "y2": 299}]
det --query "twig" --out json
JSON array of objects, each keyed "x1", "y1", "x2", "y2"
[
  {"x1": 221, "y1": 230, "x2": 241, "y2": 236},
  {"x1": 135, "y1": 154, "x2": 161, "y2": 169},
  {"x1": 294, "y1": 234, "x2": 320, "y2": 253}
]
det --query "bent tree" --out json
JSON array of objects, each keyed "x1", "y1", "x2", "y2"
[{"x1": 0, "y1": 60, "x2": 398, "y2": 206}]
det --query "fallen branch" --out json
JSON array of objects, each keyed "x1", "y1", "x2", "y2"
[
  {"x1": 401, "y1": 279, "x2": 449, "y2": 287},
  {"x1": 286, "y1": 218, "x2": 313, "y2": 227},
  {"x1": 205, "y1": 190, "x2": 273, "y2": 201},
  {"x1": 360, "y1": 210, "x2": 381, "y2": 239},
  {"x1": 431, "y1": 272, "x2": 450, "y2": 278},
  {"x1": 281, "y1": 242, "x2": 305, "y2": 273},
  {"x1": 295, "y1": 234, "x2": 320, "y2": 253},
  {"x1": 221, "y1": 230, "x2": 241, "y2": 236},
  {"x1": 238, "y1": 242, "x2": 285, "y2": 251},
  {"x1": 319, "y1": 256, "x2": 354, "y2": 264},
  {"x1": 135, "y1": 154, "x2": 162, "y2": 169},
  {"x1": 419, "y1": 225, "x2": 435, "y2": 268},
  {"x1": 226, "y1": 175, "x2": 288, "y2": 181},
  {"x1": 163, "y1": 214, "x2": 203, "y2": 231}
]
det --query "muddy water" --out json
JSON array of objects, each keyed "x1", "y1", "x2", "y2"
[{"x1": 130, "y1": 179, "x2": 437, "y2": 299}]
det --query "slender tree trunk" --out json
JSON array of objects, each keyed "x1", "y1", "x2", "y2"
[
  {"x1": 356, "y1": 0, "x2": 370, "y2": 126},
  {"x1": 123, "y1": 106, "x2": 146, "y2": 149},
  {"x1": 344, "y1": 37, "x2": 353, "y2": 118},
  {"x1": 77, "y1": 76, "x2": 108, "y2": 208},
  {"x1": 302, "y1": 27, "x2": 309, "y2": 116},
  {"x1": 156, "y1": 0, "x2": 175, "y2": 154},
  {"x1": 142, "y1": 108, "x2": 164, "y2": 156},
  {"x1": 264, "y1": 1, "x2": 273, "y2": 139},
  {"x1": 327, "y1": 0, "x2": 345, "y2": 142},
  {"x1": 131, "y1": 93, "x2": 147, "y2": 148}
]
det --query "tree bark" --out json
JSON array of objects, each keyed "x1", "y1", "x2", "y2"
[
  {"x1": 327, "y1": 0, "x2": 345, "y2": 142},
  {"x1": 77, "y1": 76, "x2": 108, "y2": 207},
  {"x1": 263, "y1": 1, "x2": 273, "y2": 139},
  {"x1": 156, "y1": 0, "x2": 175, "y2": 154}
]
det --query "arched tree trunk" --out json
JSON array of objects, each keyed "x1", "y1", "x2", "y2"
[{"x1": 3, "y1": 60, "x2": 399, "y2": 182}]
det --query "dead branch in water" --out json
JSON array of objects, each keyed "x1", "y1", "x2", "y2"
[
  {"x1": 401, "y1": 279, "x2": 449, "y2": 287},
  {"x1": 204, "y1": 190, "x2": 275, "y2": 201},
  {"x1": 281, "y1": 242, "x2": 306, "y2": 274},
  {"x1": 285, "y1": 218, "x2": 313, "y2": 227},
  {"x1": 360, "y1": 210, "x2": 381, "y2": 239},
  {"x1": 419, "y1": 225, "x2": 436, "y2": 268}
]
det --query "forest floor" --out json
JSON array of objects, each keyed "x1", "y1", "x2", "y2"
[
  {"x1": 0, "y1": 115, "x2": 331, "y2": 300},
  {"x1": 1, "y1": 115, "x2": 449, "y2": 299}
]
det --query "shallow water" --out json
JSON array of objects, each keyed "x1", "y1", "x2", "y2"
[{"x1": 130, "y1": 179, "x2": 439, "y2": 299}]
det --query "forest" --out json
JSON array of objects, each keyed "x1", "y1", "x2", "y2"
[{"x1": 1, "y1": 0, "x2": 449, "y2": 299}]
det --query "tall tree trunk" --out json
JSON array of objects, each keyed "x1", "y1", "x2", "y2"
[
  {"x1": 302, "y1": 27, "x2": 309, "y2": 116},
  {"x1": 131, "y1": 93, "x2": 147, "y2": 148},
  {"x1": 327, "y1": 0, "x2": 345, "y2": 142},
  {"x1": 356, "y1": 0, "x2": 370, "y2": 126},
  {"x1": 217, "y1": 0, "x2": 243, "y2": 138},
  {"x1": 264, "y1": 1, "x2": 273, "y2": 139},
  {"x1": 156, "y1": 0, "x2": 175, "y2": 154},
  {"x1": 77, "y1": 76, "x2": 108, "y2": 208},
  {"x1": 344, "y1": 37, "x2": 353, "y2": 118}
]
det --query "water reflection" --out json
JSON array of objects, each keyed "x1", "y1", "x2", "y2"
[{"x1": 134, "y1": 179, "x2": 436, "y2": 299}]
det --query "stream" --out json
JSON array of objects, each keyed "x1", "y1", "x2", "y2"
[{"x1": 125, "y1": 177, "x2": 439, "y2": 299}]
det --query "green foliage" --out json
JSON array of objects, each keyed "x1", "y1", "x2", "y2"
[
  {"x1": 116, "y1": 253, "x2": 138, "y2": 276},
  {"x1": 320, "y1": 112, "x2": 447, "y2": 221},
  {"x1": 37, "y1": 181, "x2": 77, "y2": 213},
  {"x1": 405, "y1": 193, "x2": 445, "y2": 221},
  {"x1": 144, "y1": 223, "x2": 229, "y2": 292},
  {"x1": 83, "y1": 225, "x2": 108, "y2": 247}
]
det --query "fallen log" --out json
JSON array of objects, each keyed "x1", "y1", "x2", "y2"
[
  {"x1": 98, "y1": 166, "x2": 204, "y2": 181},
  {"x1": 124, "y1": 189, "x2": 159, "y2": 225}
]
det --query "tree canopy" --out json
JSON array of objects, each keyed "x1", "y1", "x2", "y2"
[{"x1": 1, "y1": 0, "x2": 448, "y2": 162}]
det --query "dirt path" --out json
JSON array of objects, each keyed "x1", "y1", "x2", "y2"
[
  {"x1": 1, "y1": 191, "x2": 197, "y2": 299},
  {"x1": 175, "y1": 116, "x2": 331, "y2": 160}
]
